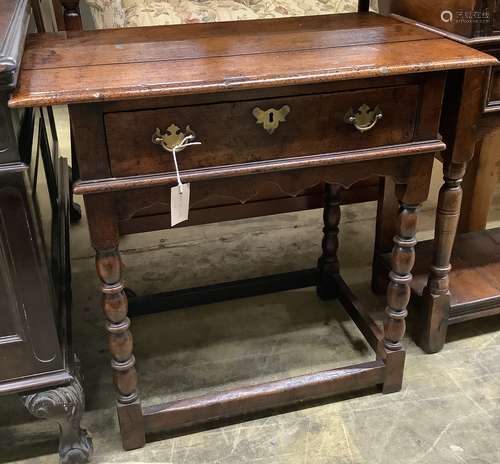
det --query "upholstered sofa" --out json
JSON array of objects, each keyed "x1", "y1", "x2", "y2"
[{"x1": 84, "y1": 0, "x2": 379, "y2": 30}]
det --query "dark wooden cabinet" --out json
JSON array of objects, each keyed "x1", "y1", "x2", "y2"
[
  {"x1": 0, "y1": 0, "x2": 92, "y2": 462},
  {"x1": 0, "y1": 162, "x2": 65, "y2": 392},
  {"x1": 391, "y1": 0, "x2": 497, "y2": 38}
]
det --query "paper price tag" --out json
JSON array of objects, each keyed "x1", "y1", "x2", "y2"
[{"x1": 171, "y1": 183, "x2": 190, "y2": 226}]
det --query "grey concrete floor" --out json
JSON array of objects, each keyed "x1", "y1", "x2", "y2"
[{"x1": 1, "y1": 108, "x2": 500, "y2": 463}]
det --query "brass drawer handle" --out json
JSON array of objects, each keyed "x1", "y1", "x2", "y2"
[
  {"x1": 152, "y1": 124, "x2": 197, "y2": 152},
  {"x1": 345, "y1": 104, "x2": 382, "y2": 133},
  {"x1": 253, "y1": 105, "x2": 290, "y2": 134}
]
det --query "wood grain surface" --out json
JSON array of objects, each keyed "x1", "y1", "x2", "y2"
[{"x1": 9, "y1": 13, "x2": 497, "y2": 107}]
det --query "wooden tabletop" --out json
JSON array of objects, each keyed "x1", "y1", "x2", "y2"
[{"x1": 9, "y1": 12, "x2": 497, "y2": 108}]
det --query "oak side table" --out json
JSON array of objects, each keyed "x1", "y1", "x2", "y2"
[
  {"x1": 378, "y1": 1, "x2": 500, "y2": 353},
  {"x1": 10, "y1": 12, "x2": 495, "y2": 450}
]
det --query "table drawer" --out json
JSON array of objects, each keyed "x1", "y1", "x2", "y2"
[{"x1": 105, "y1": 85, "x2": 420, "y2": 177}]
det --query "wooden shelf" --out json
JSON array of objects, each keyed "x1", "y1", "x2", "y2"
[
  {"x1": 379, "y1": 227, "x2": 500, "y2": 324},
  {"x1": 411, "y1": 228, "x2": 500, "y2": 324}
]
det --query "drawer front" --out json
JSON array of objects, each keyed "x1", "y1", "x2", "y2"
[{"x1": 105, "y1": 85, "x2": 420, "y2": 177}]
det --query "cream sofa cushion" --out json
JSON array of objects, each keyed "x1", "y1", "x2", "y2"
[
  {"x1": 87, "y1": 0, "x2": 126, "y2": 28},
  {"x1": 87, "y1": 0, "x2": 370, "y2": 29},
  {"x1": 124, "y1": 0, "x2": 360, "y2": 27}
]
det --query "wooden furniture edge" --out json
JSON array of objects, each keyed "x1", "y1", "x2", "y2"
[
  {"x1": 7, "y1": 12, "x2": 497, "y2": 109},
  {"x1": 0, "y1": 161, "x2": 28, "y2": 172},
  {"x1": 73, "y1": 140, "x2": 446, "y2": 195},
  {"x1": 10, "y1": 55, "x2": 497, "y2": 108},
  {"x1": 0, "y1": 0, "x2": 31, "y2": 90},
  {"x1": 142, "y1": 360, "x2": 385, "y2": 435},
  {"x1": 390, "y1": 13, "x2": 500, "y2": 46},
  {"x1": 0, "y1": 370, "x2": 73, "y2": 395},
  {"x1": 128, "y1": 268, "x2": 318, "y2": 317}
]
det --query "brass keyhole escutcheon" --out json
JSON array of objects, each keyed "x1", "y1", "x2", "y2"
[
  {"x1": 253, "y1": 105, "x2": 290, "y2": 134},
  {"x1": 345, "y1": 104, "x2": 383, "y2": 133},
  {"x1": 152, "y1": 124, "x2": 196, "y2": 152}
]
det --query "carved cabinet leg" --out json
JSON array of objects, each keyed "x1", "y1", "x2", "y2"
[
  {"x1": 419, "y1": 162, "x2": 466, "y2": 354},
  {"x1": 317, "y1": 184, "x2": 342, "y2": 300},
  {"x1": 381, "y1": 201, "x2": 418, "y2": 394},
  {"x1": 96, "y1": 248, "x2": 145, "y2": 450},
  {"x1": 22, "y1": 375, "x2": 93, "y2": 464}
]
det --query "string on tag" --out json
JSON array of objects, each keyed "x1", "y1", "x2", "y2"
[{"x1": 169, "y1": 135, "x2": 201, "y2": 193}]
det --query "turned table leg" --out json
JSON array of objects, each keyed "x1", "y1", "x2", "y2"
[
  {"x1": 382, "y1": 200, "x2": 418, "y2": 393},
  {"x1": 85, "y1": 194, "x2": 145, "y2": 450},
  {"x1": 22, "y1": 365, "x2": 93, "y2": 464},
  {"x1": 96, "y1": 248, "x2": 145, "y2": 450},
  {"x1": 317, "y1": 184, "x2": 342, "y2": 300},
  {"x1": 419, "y1": 162, "x2": 466, "y2": 353}
]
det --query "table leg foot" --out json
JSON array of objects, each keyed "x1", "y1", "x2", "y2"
[
  {"x1": 419, "y1": 161, "x2": 465, "y2": 354},
  {"x1": 418, "y1": 289, "x2": 449, "y2": 354},
  {"x1": 96, "y1": 248, "x2": 145, "y2": 450},
  {"x1": 381, "y1": 349, "x2": 406, "y2": 394},
  {"x1": 117, "y1": 400, "x2": 146, "y2": 450}
]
